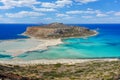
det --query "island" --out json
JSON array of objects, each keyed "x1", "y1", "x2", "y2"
[
  {"x1": 5, "y1": 22, "x2": 96, "y2": 56},
  {"x1": 24, "y1": 22, "x2": 97, "y2": 39},
  {"x1": 2, "y1": 22, "x2": 97, "y2": 57}
]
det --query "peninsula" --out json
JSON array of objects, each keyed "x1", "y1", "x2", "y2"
[{"x1": 24, "y1": 22, "x2": 97, "y2": 39}]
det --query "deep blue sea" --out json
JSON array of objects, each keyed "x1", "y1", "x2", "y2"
[
  {"x1": 0, "y1": 24, "x2": 41, "y2": 40},
  {"x1": 0, "y1": 24, "x2": 120, "y2": 60}
]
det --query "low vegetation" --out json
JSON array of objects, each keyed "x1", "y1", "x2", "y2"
[{"x1": 0, "y1": 61, "x2": 120, "y2": 80}]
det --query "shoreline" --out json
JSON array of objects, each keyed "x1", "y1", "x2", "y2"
[
  {"x1": 10, "y1": 30, "x2": 97, "y2": 57},
  {"x1": 0, "y1": 30, "x2": 99, "y2": 65},
  {"x1": 0, "y1": 30, "x2": 118, "y2": 66},
  {"x1": 61, "y1": 30, "x2": 98, "y2": 40},
  {"x1": 5, "y1": 38, "x2": 63, "y2": 57},
  {"x1": 0, "y1": 58, "x2": 119, "y2": 66},
  {"x1": 0, "y1": 30, "x2": 98, "y2": 57}
]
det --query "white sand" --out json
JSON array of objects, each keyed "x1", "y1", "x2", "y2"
[
  {"x1": 0, "y1": 38, "x2": 63, "y2": 57},
  {"x1": 0, "y1": 59, "x2": 119, "y2": 66}
]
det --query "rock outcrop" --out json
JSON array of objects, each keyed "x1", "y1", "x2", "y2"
[{"x1": 24, "y1": 22, "x2": 96, "y2": 39}]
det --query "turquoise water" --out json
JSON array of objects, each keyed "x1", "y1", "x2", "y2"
[
  {"x1": 17, "y1": 37, "x2": 120, "y2": 60},
  {"x1": 0, "y1": 24, "x2": 120, "y2": 60}
]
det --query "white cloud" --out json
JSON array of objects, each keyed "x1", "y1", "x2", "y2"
[
  {"x1": 66, "y1": 10, "x2": 83, "y2": 14},
  {"x1": 0, "y1": 0, "x2": 40, "y2": 9},
  {"x1": 40, "y1": 0, "x2": 72, "y2": 9},
  {"x1": 0, "y1": 0, "x2": 72, "y2": 11},
  {"x1": 66, "y1": 9, "x2": 109, "y2": 18},
  {"x1": 96, "y1": 13, "x2": 107, "y2": 17},
  {"x1": 106, "y1": 11, "x2": 115, "y2": 14},
  {"x1": 6, "y1": 11, "x2": 44, "y2": 18},
  {"x1": 75, "y1": 0, "x2": 98, "y2": 4},
  {"x1": 41, "y1": 2, "x2": 56, "y2": 8},
  {"x1": 114, "y1": 12, "x2": 120, "y2": 16},
  {"x1": 82, "y1": 16, "x2": 93, "y2": 18},
  {"x1": 33, "y1": 0, "x2": 72, "y2": 12},
  {"x1": 56, "y1": 13, "x2": 69, "y2": 17},
  {"x1": 66, "y1": 10, "x2": 100, "y2": 14},
  {"x1": 56, "y1": 13, "x2": 74, "y2": 20},
  {"x1": 55, "y1": 0, "x2": 72, "y2": 7},
  {"x1": 62, "y1": 16, "x2": 73, "y2": 19},
  {"x1": 32, "y1": 7, "x2": 56, "y2": 12},
  {"x1": 44, "y1": 18, "x2": 52, "y2": 20}
]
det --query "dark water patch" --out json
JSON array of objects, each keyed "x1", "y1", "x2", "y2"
[
  {"x1": 106, "y1": 42, "x2": 120, "y2": 46},
  {"x1": 79, "y1": 42, "x2": 94, "y2": 44},
  {"x1": 17, "y1": 54, "x2": 28, "y2": 58},
  {"x1": 0, "y1": 54, "x2": 12, "y2": 58},
  {"x1": 0, "y1": 24, "x2": 40, "y2": 40},
  {"x1": 63, "y1": 43, "x2": 74, "y2": 47},
  {"x1": 27, "y1": 50, "x2": 46, "y2": 53},
  {"x1": 0, "y1": 50, "x2": 6, "y2": 52},
  {"x1": 64, "y1": 40, "x2": 94, "y2": 44},
  {"x1": 16, "y1": 39, "x2": 28, "y2": 42},
  {"x1": 64, "y1": 41, "x2": 94, "y2": 46},
  {"x1": 18, "y1": 50, "x2": 47, "y2": 58}
]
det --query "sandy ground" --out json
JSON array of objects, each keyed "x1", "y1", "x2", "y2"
[
  {"x1": 0, "y1": 59, "x2": 119, "y2": 66},
  {"x1": 5, "y1": 38, "x2": 63, "y2": 57}
]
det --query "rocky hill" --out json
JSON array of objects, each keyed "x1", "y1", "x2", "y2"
[{"x1": 24, "y1": 22, "x2": 96, "y2": 39}]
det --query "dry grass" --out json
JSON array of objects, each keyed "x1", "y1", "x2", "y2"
[{"x1": 0, "y1": 61, "x2": 120, "y2": 80}]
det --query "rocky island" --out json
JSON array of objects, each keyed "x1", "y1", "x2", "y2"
[{"x1": 24, "y1": 22, "x2": 96, "y2": 39}]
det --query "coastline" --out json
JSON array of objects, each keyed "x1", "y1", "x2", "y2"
[
  {"x1": 0, "y1": 30, "x2": 97, "y2": 57},
  {"x1": 5, "y1": 38, "x2": 63, "y2": 57},
  {"x1": 0, "y1": 28, "x2": 119, "y2": 66},
  {"x1": 61, "y1": 30, "x2": 98, "y2": 40},
  {"x1": 0, "y1": 29, "x2": 99, "y2": 65},
  {"x1": 11, "y1": 29, "x2": 97, "y2": 57},
  {"x1": 0, "y1": 58, "x2": 119, "y2": 66}
]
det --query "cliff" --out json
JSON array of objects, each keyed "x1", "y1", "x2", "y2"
[{"x1": 24, "y1": 22, "x2": 96, "y2": 39}]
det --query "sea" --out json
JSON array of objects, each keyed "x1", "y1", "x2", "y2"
[{"x1": 0, "y1": 24, "x2": 120, "y2": 60}]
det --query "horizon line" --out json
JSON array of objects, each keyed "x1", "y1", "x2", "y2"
[{"x1": 0, "y1": 22, "x2": 120, "y2": 24}]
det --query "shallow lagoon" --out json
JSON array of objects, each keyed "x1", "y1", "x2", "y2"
[{"x1": 0, "y1": 24, "x2": 120, "y2": 60}]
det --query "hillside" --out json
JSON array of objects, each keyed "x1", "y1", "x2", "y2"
[
  {"x1": 0, "y1": 61, "x2": 120, "y2": 80},
  {"x1": 24, "y1": 23, "x2": 96, "y2": 39}
]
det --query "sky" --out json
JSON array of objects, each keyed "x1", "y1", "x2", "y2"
[{"x1": 0, "y1": 0, "x2": 120, "y2": 24}]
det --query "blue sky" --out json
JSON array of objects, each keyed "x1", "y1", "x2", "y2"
[{"x1": 0, "y1": 0, "x2": 120, "y2": 23}]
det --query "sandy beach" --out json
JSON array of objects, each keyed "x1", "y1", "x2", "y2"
[
  {"x1": 4, "y1": 38, "x2": 63, "y2": 57},
  {"x1": 0, "y1": 58, "x2": 119, "y2": 66}
]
